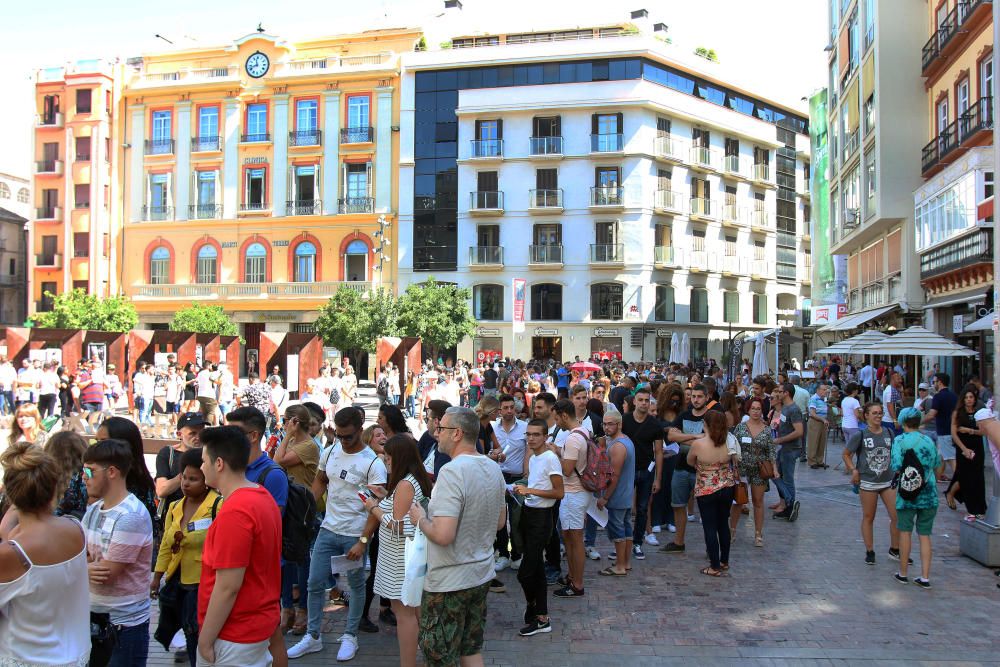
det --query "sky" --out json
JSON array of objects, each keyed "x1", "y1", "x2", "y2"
[{"x1": 0, "y1": 0, "x2": 828, "y2": 175}]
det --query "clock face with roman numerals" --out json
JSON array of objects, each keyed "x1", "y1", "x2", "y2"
[{"x1": 246, "y1": 51, "x2": 270, "y2": 78}]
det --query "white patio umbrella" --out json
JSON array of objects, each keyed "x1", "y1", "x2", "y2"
[
  {"x1": 679, "y1": 332, "x2": 690, "y2": 366},
  {"x1": 751, "y1": 332, "x2": 769, "y2": 378},
  {"x1": 860, "y1": 326, "x2": 977, "y2": 395},
  {"x1": 814, "y1": 330, "x2": 889, "y2": 356},
  {"x1": 668, "y1": 332, "x2": 679, "y2": 364}
]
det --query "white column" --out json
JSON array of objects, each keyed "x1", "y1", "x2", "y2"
[
  {"x1": 175, "y1": 102, "x2": 192, "y2": 220},
  {"x1": 375, "y1": 87, "x2": 394, "y2": 212},
  {"x1": 272, "y1": 95, "x2": 289, "y2": 216},
  {"x1": 223, "y1": 99, "x2": 240, "y2": 217},
  {"x1": 322, "y1": 91, "x2": 341, "y2": 215},
  {"x1": 128, "y1": 105, "x2": 145, "y2": 223}
]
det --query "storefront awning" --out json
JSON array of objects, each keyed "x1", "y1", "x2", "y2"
[
  {"x1": 816, "y1": 304, "x2": 897, "y2": 332},
  {"x1": 965, "y1": 311, "x2": 995, "y2": 333},
  {"x1": 922, "y1": 292, "x2": 986, "y2": 309}
]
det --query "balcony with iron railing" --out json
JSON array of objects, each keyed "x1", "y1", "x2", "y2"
[
  {"x1": 287, "y1": 199, "x2": 323, "y2": 216},
  {"x1": 469, "y1": 246, "x2": 504, "y2": 267},
  {"x1": 590, "y1": 186, "x2": 624, "y2": 208},
  {"x1": 240, "y1": 132, "x2": 271, "y2": 144},
  {"x1": 340, "y1": 126, "x2": 374, "y2": 144},
  {"x1": 142, "y1": 205, "x2": 174, "y2": 221},
  {"x1": 922, "y1": 0, "x2": 993, "y2": 77},
  {"x1": 36, "y1": 112, "x2": 64, "y2": 128},
  {"x1": 922, "y1": 96, "x2": 993, "y2": 175},
  {"x1": 191, "y1": 135, "x2": 222, "y2": 152},
  {"x1": 528, "y1": 244, "x2": 563, "y2": 265},
  {"x1": 590, "y1": 133, "x2": 624, "y2": 153},
  {"x1": 34, "y1": 159, "x2": 63, "y2": 175},
  {"x1": 74, "y1": 199, "x2": 90, "y2": 210},
  {"x1": 75, "y1": 151, "x2": 91, "y2": 162},
  {"x1": 689, "y1": 146, "x2": 719, "y2": 171},
  {"x1": 590, "y1": 243, "x2": 624, "y2": 264},
  {"x1": 188, "y1": 204, "x2": 222, "y2": 220},
  {"x1": 848, "y1": 272, "x2": 902, "y2": 311},
  {"x1": 529, "y1": 136, "x2": 563, "y2": 157},
  {"x1": 144, "y1": 139, "x2": 175, "y2": 156},
  {"x1": 289, "y1": 129, "x2": 322, "y2": 147},
  {"x1": 338, "y1": 197, "x2": 374, "y2": 214},
  {"x1": 653, "y1": 189, "x2": 682, "y2": 213},
  {"x1": 36, "y1": 206, "x2": 62, "y2": 221},
  {"x1": 134, "y1": 281, "x2": 371, "y2": 300},
  {"x1": 470, "y1": 139, "x2": 503, "y2": 159},
  {"x1": 919, "y1": 227, "x2": 992, "y2": 280},
  {"x1": 654, "y1": 136, "x2": 684, "y2": 162},
  {"x1": 469, "y1": 191, "x2": 504, "y2": 214},
  {"x1": 689, "y1": 197, "x2": 715, "y2": 220},
  {"x1": 528, "y1": 189, "x2": 563, "y2": 211},
  {"x1": 239, "y1": 201, "x2": 270, "y2": 214}
]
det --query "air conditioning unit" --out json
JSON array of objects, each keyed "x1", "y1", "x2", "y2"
[{"x1": 843, "y1": 208, "x2": 859, "y2": 229}]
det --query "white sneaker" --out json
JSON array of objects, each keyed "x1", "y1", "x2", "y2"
[
  {"x1": 687, "y1": 514, "x2": 697, "y2": 522},
  {"x1": 337, "y1": 634, "x2": 358, "y2": 662},
  {"x1": 288, "y1": 634, "x2": 323, "y2": 659},
  {"x1": 667, "y1": 524, "x2": 677, "y2": 533},
  {"x1": 494, "y1": 556, "x2": 511, "y2": 572},
  {"x1": 168, "y1": 630, "x2": 185, "y2": 651},
  {"x1": 644, "y1": 533, "x2": 660, "y2": 546},
  {"x1": 510, "y1": 557, "x2": 522, "y2": 571},
  {"x1": 585, "y1": 546, "x2": 601, "y2": 561},
  {"x1": 652, "y1": 525, "x2": 661, "y2": 533}
]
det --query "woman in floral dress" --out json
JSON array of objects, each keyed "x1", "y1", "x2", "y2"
[{"x1": 730, "y1": 396, "x2": 777, "y2": 547}]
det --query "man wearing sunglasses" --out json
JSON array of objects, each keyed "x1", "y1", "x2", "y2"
[
  {"x1": 288, "y1": 407, "x2": 386, "y2": 662},
  {"x1": 82, "y1": 438, "x2": 154, "y2": 667}
]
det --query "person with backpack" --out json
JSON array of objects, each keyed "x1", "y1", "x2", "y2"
[
  {"x1": 891, "y1": 407, "x2": 944, "y2": 589},
  {"x1": 596, "y1": 409, "x2": 635, "y2": 576},
  {"x1": 551, "y1": 399, "x2": 591, "y2": 598},
  {"x1": 843, "y1": 402, "x2": 903, "y2": 566},
  {"x1": 512, "y1": 418, "x2": 565, "y2": 636}
]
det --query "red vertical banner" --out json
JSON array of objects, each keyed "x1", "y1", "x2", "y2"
[{"x1": 512, "y1": 278, "x2": 526, "y2": 334}]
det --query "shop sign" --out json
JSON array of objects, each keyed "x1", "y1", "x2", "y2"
[
  {"x1": 593, "y1": 328, "x2": 619, "y2": 337},
  {"x1": 534, "y1": 327, "x2": 559, "y2": 336},
  {"x1": 953, "y1": 315, "x2": 965, "y2": 334},
  {"x1": 656, "y1": 329, "x2": 672, "y2": 338},
  {"x1": 477, "y1": 327, "x2": 501, "y2": 337}
]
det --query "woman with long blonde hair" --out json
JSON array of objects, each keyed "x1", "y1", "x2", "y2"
[{"x1": 9, "y1": 403, "x2": 46, "y2": 448}]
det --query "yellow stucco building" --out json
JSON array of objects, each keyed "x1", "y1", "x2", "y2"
[{"x1": 120, "y1": 28, "x2": 419, "y2": 365}]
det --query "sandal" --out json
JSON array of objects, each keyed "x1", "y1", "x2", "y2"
[
  {"x1": 720, "y1": 563, "x2": 730, "y2": 571},
  {"x1": 754, "y1": 535, "x2": 764, "y2": 548},
  {"x1": 598, "y1": 566, "x2": 627, "y2": 576},
  {"x1": 700, "y1": 566, "x2": 723, "y2": 577},
  {"x1": 946, "y1": 496, "x2": 957, "y2": 511}
]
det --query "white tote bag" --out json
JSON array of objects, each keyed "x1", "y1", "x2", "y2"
[{"x1": 401, "y1": 527, "x2": 428, "y2": 607}]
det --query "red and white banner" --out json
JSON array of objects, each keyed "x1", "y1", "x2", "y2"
[{"x1": 512, "y1": 278, "x2": 526, "y2": 334}]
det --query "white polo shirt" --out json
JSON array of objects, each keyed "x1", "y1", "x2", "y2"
[{"x1": 492, "y1": 417, "x2": 527, "y2": 477}]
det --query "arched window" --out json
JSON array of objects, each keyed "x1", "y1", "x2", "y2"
[
  {"x1": 293, "y1": 241, "x2": 316, "y2": 282},
  {"x1": 590, "y1": 283, "x2": 623, "y2": 320},
  {"x1": 531, "y1": 283, "x2": 562, "y2": 320},
  {"x1": 16, "y1": 188, "x2": 28, "y2": 203},
  {"x1": 196, "y1": 244, "x2": 218, "y2": 284},
  {"x1": 654, "y1": 285, "x2": 675, "y2": 321},
  {"x1": 0, "y1": 183, "x2": 9, "y2": 199},
  {"x1": 473, "y1": 284, "x2": 503, "y2": 320},
  {"x1": 150, "y1": 246, "x2": 170, "y2": 285},
  {"x1": 344, "y1": 239, "x2": 368, "y2": 282},
  {"x1": 245, "y1": 242, "x2": 267, "y2": 284}
]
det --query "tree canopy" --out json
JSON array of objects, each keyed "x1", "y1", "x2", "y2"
[
  {"x1": 397, "y1": 278, "x2": 476, "y2": 358},
  {"x1": 32, "y1": 289, "x2": 138, "y2": 332},
  {"x1": 315, "y1": 287, "x2": 399, "y2": 354},
  {"x1": 169, "y1": 303, "x2": 240, "y2": 338}
]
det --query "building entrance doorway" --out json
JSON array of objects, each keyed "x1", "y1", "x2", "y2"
[{"x1": 532, "y1": 336, "x2": 562, "y2": 361}]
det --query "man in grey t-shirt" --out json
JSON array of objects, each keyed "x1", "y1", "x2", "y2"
[
  {"x1": 772, "y1": 383, "x2": 804, "y2": 522},
  {"x1": 409, "y1": 406, "x2": 505, "y2": 665}
]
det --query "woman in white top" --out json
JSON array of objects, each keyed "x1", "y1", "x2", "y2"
[
  {"x1": 840, "y1": 383, "x2": 863, "y2": 444},
  {"x1": 0, "y1": 442, "x2": 90, "y2": 666}
]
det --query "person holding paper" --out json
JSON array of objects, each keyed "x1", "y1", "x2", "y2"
[
  {"x1": 596, "y1": 409, "x2": 635, "y2": 576},
  {"x1": 512, "y1": 419, "x2": 564, "y2": 637}
]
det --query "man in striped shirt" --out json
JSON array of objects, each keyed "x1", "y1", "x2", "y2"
[{"x1": 77, "y1": 360, "x2": 105, "y2": 433}]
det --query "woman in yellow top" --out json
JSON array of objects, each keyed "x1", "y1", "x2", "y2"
[{"x1": 151, "y1": 448, "x2": 221, "y2": 666}]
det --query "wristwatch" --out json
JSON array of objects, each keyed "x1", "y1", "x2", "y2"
[{"x1": 359, "y1": 535, "x2": 369, "y2": 545}]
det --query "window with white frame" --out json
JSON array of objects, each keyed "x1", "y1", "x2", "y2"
[
  {"x1": 914, "y1": 170, "x2": 978, "y2": 250},
  {"x1": 196, "y1": 245, "x2": 218, "y2": 284},
  {"x1": 149, "y1": 246, "x2": 170, "y2": 285},
  {"x1": 294, "y1": 242, "x2": 316, "y2": 282},
  {"x1": 244, "y1": 242, "x2": 267, "y2": 283}
]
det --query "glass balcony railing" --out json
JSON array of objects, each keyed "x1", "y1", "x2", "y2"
[
  {"x1": 591, "y1": 133, "x2": 623, "y2": 153},
  {"x1": 529, "y1": 136, "x2": 563, "y2": 155},
  {"x1": 529, "y1": 244, "x2": 563, "y2": 264},
  {"x1": 471, "y1": 139, "x2": 503, "y2": 158},
  {"x1": 529, "y1": 189, "x2": 563, "y2": 208}
]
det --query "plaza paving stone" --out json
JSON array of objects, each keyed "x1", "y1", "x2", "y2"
[{"x1": 146, "y1": 390, "x2": 1000, "y2": 665}]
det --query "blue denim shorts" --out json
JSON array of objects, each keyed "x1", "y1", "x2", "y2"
[
  {"x1": 671, "y1": 469, "x2": 696, "y2": 507},
  {"x1": 606, "y1": 507, "x2": 632, "y2": 542}
]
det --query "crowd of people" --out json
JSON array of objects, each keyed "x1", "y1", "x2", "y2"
[{"x1": 0, "y1": 351, "x2": 996, "y2": 666}]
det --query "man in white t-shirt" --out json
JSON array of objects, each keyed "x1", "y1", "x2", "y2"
[
  {"x1": 161, "y1": 365, "x2": 185, "y2": 437},
  {"x1": 196, "y1": 364, "x2": 219, "y2": 426},
  {"x1": 216, "y1": 362, "x2": 235, "y2": 422},
  {"x1": 0, "y1": 357, "x2": 17, "y2": 415},
  {"x1": 135, "y1": 365, "x2": 156, "y2": 429},
  {"x1": 511, "y1": 418, "x2": 564, "y2": 637},
  {"x1": 288, "y1": 407, "x2": 386, "y2": 662}
]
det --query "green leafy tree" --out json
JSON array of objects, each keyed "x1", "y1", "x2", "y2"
[
  {"x1": 315, "y1": 287, "x2": 399, "y2": 361},
  {"x1": 32, "y1": 289, "x2": 138, "y2": 332},
  {"x1": 169, "y1": 303, "x2": 240, "y2": 339},
  {"x1": 397, "y1": 278, "x2": 475, "y2": 362}
]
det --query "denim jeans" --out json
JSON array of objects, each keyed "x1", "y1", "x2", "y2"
[
  {"x1": 405, "y1": 395, "x2": 415, "y2": 417},
  {"x1": 632, "y1": 468, "x2": 654, "y2": 544},
  {"x1": 773, "y1": 447, "x2": 799, "y2": 505},
  {"x1": 90, "y1": 620, "x2": 150, "y2": 667},
  {"x1": 307, "y1": 529, "x2": 365, "y2": 639},
  {"x1": 138, "y1": 397, "x2": 153, "y2": 425},
  {"x1": 696, "y1": 486, "x2": 735, "y2": 570},
  {"x1": 281, "y1": 560, "x2": 309, "y2": 610},
  {"x1": 517, "y1": 506, "x2": 553, "y2": 619},
  {"x1": 0, "y1": 390, "x2": 11, "y2": 415}
]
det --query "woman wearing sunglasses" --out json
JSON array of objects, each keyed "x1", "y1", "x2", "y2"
[{"x1": 151, "y1": 448, "x2": 221, "y2": 666}]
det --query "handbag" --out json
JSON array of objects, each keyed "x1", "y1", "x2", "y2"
[
  {"x1": 400, "y1": 527, "x2": 428, "y2": 608},
  {"x1": 733, "y1": 481, "x2": 749, "y2": 505},
  {"x1": 758, "y1": 460, "x2": 776, "y2": 480}
]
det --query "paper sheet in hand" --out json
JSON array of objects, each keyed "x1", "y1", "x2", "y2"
[
  {"x1": 505, "y1": 483, "x2": 525, "y2": 506},
  {"x1": 331, "y1": 555, "x2": 365, "y2": 576},
  {"x1": 586, "y1": 495, "x2": 608, "y2": 527}
]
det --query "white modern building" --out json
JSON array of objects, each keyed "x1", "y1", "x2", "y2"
[{"x1": 397, "y1": 12, "x2": 812, "y2": 363}]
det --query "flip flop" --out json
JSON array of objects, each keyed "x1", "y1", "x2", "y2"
[
  {"x1": 598, "y1": 566, "x2": 627, "y2": 576},
  {"x1": 946, "y1": 497, "x2": 957, "y2": 511},
  {"x1": 700, "y1": 567, "x2": 723, "y2": 577}
]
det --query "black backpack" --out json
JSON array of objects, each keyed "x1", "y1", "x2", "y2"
[
  {"x1": 257, "y1": 463, "x2": 317, "y2": 563},
  {"x1": 896, "y1": 447, "x2": 927, "y2": 502}
]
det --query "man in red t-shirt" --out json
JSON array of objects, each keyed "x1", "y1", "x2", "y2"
[{"x1": 198, "y1": 425, "x2": 282, "y2": 666}]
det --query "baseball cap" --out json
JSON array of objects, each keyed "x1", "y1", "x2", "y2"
[
  {"x1": 177, "y1": 412, "x2": 208, "y2": 429},
  {"x1": 918, "y1": 382, "x2": 929, "y2": 390}
]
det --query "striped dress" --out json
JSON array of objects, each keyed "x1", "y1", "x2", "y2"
[{"x1": 373, "y1": 474, "x2": 424, "y2": 601}]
